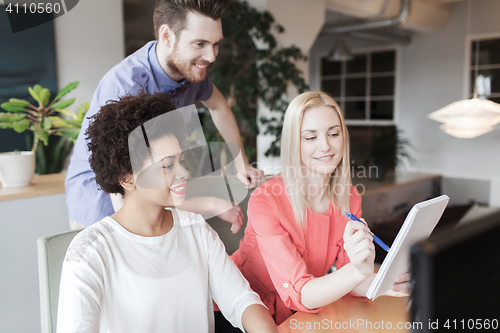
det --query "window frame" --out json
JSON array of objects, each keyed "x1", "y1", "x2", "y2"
[
  {"x1": 464, "y1": 32, "x2": 500, "y2": 101},
  {"x1": 317, "y1": 45, "x2": 401, "y2": 126}
]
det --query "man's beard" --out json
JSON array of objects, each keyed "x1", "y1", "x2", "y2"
[{"x1": 167, "y1": 45, "x2": 209, "y2": 83}]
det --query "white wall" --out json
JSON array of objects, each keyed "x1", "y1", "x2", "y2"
[
  {"x1": 54, "y1": 0, "x2": 125, "y2": 104},
  {"x1": 0, "y1": 194, "x2": 69, "y2": 333},
  {"x1": 399, "y1": 0, "x2": 500, "y2": 205}
]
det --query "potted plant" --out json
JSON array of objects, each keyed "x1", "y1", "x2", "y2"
[
  {"x1": 206, "y1": 0, "x2": 308, "y2": 162},
  {"x1": 362, "y1": 128, "x2": 413, "y2": 181},
  {"x1": 0, "y1": 82, "x2": 86, "y2": 187}
]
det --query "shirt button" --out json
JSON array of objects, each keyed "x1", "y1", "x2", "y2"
[
  {"x1": 283, "y1": 283, "x2": 289, "y2": 288},
  {"x1": 141, "y1": 73, "x2": 146, "y2": 78}
]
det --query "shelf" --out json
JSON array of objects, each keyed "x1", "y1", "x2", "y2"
[{"x1": 0, "y1": 173, "x2": 65, "y2": 202}]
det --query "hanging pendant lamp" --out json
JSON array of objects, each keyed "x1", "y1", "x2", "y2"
[
  {"x1": 428, "y1": 0, "x2": 500, "y2": 139},
  {"x1": 428, "y1": 98, "x2": 500, "y2": 138}
]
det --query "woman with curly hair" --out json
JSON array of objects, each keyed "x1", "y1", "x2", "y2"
[{"x1": 56, "y1": 92, "x2": 278, "y2": 333}]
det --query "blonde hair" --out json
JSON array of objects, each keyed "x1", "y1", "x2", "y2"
[{"x1": 281, "y1": 91, "x2": 351, "y2": 228}]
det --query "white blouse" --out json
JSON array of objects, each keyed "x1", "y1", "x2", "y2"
[{"x1": 57, "y1": 209, "x2": 262, "y2": 333}]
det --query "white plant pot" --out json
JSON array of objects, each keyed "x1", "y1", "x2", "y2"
[{"x1": 0, "y1": 151, "x2": 36, "y2": 187}]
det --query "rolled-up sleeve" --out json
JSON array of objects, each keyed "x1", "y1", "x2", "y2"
[{"x1": 247, "y1": 191, "x2": 321, "y2": 314}]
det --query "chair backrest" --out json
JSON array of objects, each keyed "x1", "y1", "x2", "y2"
[{"x1": 37, "y1": 229, "x2": 82, "y2": 333}]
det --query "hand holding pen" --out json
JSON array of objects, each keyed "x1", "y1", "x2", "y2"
[
  {"x1": 342, "y1": 216, "x2": 376, "y2": 277},
  {"x1": 344, "y1": 212, "x2": 390, "y2": 252}
]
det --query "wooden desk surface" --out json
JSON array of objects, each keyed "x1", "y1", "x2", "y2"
[
  {"x1": 278, "y1": 295, "x2": 412, "y2": 332},
  {"x1": 0, "y1": 173, "x2": 66, "y2": 202}
]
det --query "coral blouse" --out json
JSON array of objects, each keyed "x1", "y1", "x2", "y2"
[{"x1": 231, "y1": 176, "x2": 362, "y2": 324}]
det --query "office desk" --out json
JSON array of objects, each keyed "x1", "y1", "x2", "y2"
[{"x1": 278, "y1": 294, "x2": 412, "y2": 332}]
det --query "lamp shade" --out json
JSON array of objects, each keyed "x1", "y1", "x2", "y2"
[
  {"x1": 428, "y1": 98, "x2": 500, "y2": 138},
  {"x1": 328, "y1": 35, "x2": 353, "y2": 62}
]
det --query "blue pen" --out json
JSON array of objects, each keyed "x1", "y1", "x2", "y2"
[{"x1": 343, "y1": 212, "x2": 390, "y2": 252}]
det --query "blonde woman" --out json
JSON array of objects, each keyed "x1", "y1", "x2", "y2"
[{"x1": 230, "y1": 91, "x2": 409, "y2": 324}]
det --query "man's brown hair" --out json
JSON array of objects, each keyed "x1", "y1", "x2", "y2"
[{"x1": 153, "y1": 0, "x2": 232, "y2": 39}]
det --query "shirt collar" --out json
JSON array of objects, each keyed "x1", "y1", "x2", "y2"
[{"x1": 148, "y1": 41, "x2": 190, "y2": 94}]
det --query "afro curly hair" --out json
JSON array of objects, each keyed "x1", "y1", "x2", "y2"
[{"x1": 86, "y1": 92, "x2": 186, "y2": 196}]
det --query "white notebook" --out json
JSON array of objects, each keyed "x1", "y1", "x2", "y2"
[{"x1": 366, "y1": 194, "x2": 450, "y2": 300}]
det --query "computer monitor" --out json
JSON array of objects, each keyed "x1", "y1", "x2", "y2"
[{"x1": 411, "y1": 210, "x2": 500, "y2": 331}]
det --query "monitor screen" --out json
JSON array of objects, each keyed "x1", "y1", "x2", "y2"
[{"x1": 411, "y1": 210, "x2": 500, "y2": 331}]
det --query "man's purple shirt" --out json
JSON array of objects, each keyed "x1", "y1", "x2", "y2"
[{"x1": 65, "y1": 41, "x2": 213, "y2": 226}]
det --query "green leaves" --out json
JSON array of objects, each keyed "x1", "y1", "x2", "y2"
[
  {"x1": 47, "y1": 101, "x2": 88, "y2": 143},
  {"x1": 0, "y1": 113, "x2": 26, "y2": 122},
  {"x1": 54, "y1": 81, "x2": 79, "y2": 102},
  {"x1": 0, "y1": 112, "x2": 30, "y2": 132},
  {"x1": 55, "y1": 128, "x2": 80, "y2": 141},
  {"x1": 40, "y1": 88, "x2": 51, "y2": 107},
  {"x1": 76, "y1": 101, "x2": 89, "y2": 123},
  {"x1": 32, "y1": 124, "x2": 49, "y2": 146},
  {"x1": 47, "y1": 116, "x2": 69, "y2": 128},
  {"x1": 0, "y1": 122, "x2": 14, "y2": 129},
  {"x1": 43, "y1": 117, "x2": 52, "y2": 130},
  {"x1": 56, "y1": 108, "x2": 78, "y2": 120},
  {"x1": 28, "y1": 84, "x2": 51, "y2": 107},
  {"x1": 13, "y1": 119, "x2": 31, "y2": 133},
  {"x1": 1, "y1": 81, "x2": 86, "y2": 153},
  {"x1": 1, "y1": 98, "x2": 30, "y2": 112},
  {"x1": 52, "y1": 97, "x2": 76, "y2": 111},
  {"x1": 10, "y1": 98, "x2": 31, "y2": 106},
  {"x1": 29, "y1": 86, "x2": 41, "y2": 104}
]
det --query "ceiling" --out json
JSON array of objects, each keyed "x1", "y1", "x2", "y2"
[
  {"x1": 321, "y1": 0, "x2": 477, "y2": 48},
  {"x1": 122, "y1": 0, "x2": 474, "y2": 54}
]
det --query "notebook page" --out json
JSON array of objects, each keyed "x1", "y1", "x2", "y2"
[{"x1": 366, "y1": 195, "x2": 450, "y2": 299}]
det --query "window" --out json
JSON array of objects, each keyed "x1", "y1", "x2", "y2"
[
  {"x1": 470, "y1": 37, "x2": 500, "y2": 103},
  {"x1": 320, "y1": 50, "x2": 396, "y2": 123}
]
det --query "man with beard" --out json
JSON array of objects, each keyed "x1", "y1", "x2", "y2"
[{"x1": 65, "y1": 0, "x2": 265, "y2": 229}]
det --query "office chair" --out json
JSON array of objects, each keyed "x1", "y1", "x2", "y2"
[{"x1": 37, "y1": 229, "x2": 83, "y2": 333}]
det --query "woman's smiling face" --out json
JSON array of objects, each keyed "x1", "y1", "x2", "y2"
[
  {"x1": 135, "y1": 134, "x2": 189, "y2": 207},
  {"x1": 300, "y1": 106, "x2": 344, "y2": 179}
]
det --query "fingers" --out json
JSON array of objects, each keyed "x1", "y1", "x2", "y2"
[
  {"x1": 391, "y1": 272, "x2": 412, "y2": 295},
  {"x1": 246, "y1": 167, "x2": 265, "y2": 189},
  {"x1": 344, "y1": 235, "x2": 375, "y2": 262},
  {"x1": 236, "y1": 172, "x2": 251, "y2": 187},
  {"x1": 343, "y1": 221, "x2": 372, "y2": 244},
  {"x1": 350, "y1": 246, "x2": 374, "y2": 264},
  {"x1": 236, "y1": 164, "x2": 265, "y2": 189},
  {"x1": 391, "y1": 281, "x2": 411, "y2": 294},
  {"x1": 395, "y1": 272, "x2": 411, "y2": 284},
  {"x1": 231, "y1": 219, "x2": 242, "y2": 234},
  {"x1": 343, "y1": 219, "x2": 375, "y2": 275},
  {"x1": 212, "y1": 198, "x2": 245, "y2": 233},
  {"x1": 247, "y1": 176, "x2": 258, "y2": 189},
  {"x1": 384, "y1": 288, "x2": 410, "y2": 297},
  {"x1": 227, "y1": 204, "x2": 244, "y2": 234}
]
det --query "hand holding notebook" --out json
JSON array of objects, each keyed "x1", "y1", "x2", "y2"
[{"x1": 366, "y1": 195, "x2": 450, "y2": 300}]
